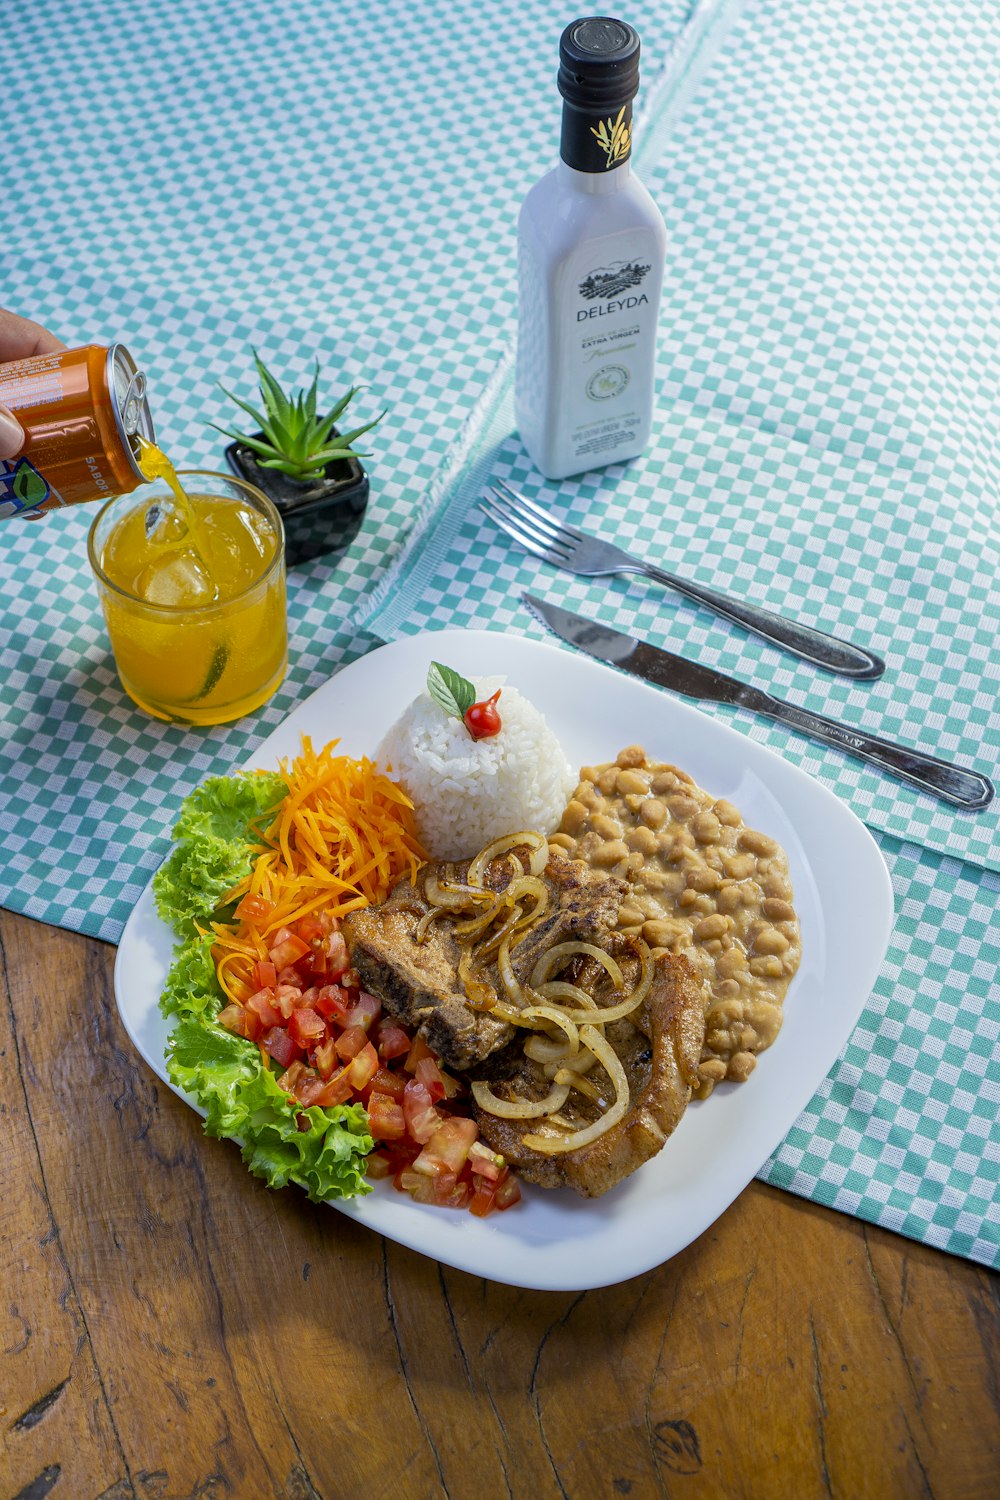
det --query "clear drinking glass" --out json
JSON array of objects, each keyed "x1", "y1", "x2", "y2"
[{"x1": 88, "y1": 471, "x2": 287, "y2": 726}]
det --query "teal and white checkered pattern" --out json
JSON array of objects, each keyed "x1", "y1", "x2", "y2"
[
  {"x1": 761, "y1": 835, "x2": 998, "y2": 1266},
  {"x1": 365, "y1": 0, "x2": 1000, "y2": 872},
  {"x1": 1, "y1": 0, "x2": 698, "y2": 938},
  {"x1": 1, "y1": 0, "x2": 996, "y2": 1267}
]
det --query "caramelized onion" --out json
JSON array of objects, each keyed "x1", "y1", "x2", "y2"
[
  {"x1": 530, "y1": 942, "x2": 625, "y2": 992},
  {"x1": 553, "y1": 1068, "x2": 603, "y2": 1103},
  {"x1": 441, "y1": 834, "x2": 652, "y2": 1151},
  {"x1": 480, "y1": 905, "x2": 526, "y2": 968},
  {"x1": 468, "y1": 831, "x2": 547, "y2": 888},
  {"x1": 507, "y1": 875, "x2": 549, "y2": 915},
  {"x1": 546, "y1": 1047, "x2": 597, "y2": 1076},
  {"x1": 536, "y1": 981, "x2": 599, "y2": 1010},
  {"x1": 414, "y1": 906, "x2": 447, "y2": 944},
  {"x1": 518, "y1": 1004, "x2": 580, "y2": 1055},
  {"x1": 525, "y1": 1035, "x2": 572, "y2": 1066},
  {"x1": 458, "y1": 947, "x2": 499, "y2": 1013},
  {"x1": 481, "y1": 879, "x2": 549, "y2": 957},
  {"x1": 540, "y1": 949, "x2": 653, "y2": 1025},
  {"x1": 521, "y1": 1026, "x2": 629, "y2": 1153},
  {"x1": 425, "y1": 872, "x2": 496, "y2": 909},
  {"x1": 453, "y1": 893, "x2": 510, "y2": 937},
  {"x1": 471, "y1": 1080, "x2": 570, "y2": 1119},
  {"x1": 496, "y1": 931, "x2": 526, "y2": 1008}
]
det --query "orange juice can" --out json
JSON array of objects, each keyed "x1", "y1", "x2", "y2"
[{"x1": 0, "y1": 344, "x2": 154, "y2": 519}]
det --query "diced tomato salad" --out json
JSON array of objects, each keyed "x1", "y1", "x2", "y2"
[{"x1": 216, "y1": 910, "x2": 521, "y2": 1216}]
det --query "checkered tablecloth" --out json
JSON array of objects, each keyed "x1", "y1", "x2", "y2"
[{"x1": 1, "y1": 0, "x2": 996, "y2": 1268}]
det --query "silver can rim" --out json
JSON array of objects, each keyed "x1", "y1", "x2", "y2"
[{"x1": 107, "y1": 343, "x2": 156, "y2": 481}]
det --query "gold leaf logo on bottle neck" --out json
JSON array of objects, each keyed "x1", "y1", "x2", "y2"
[{"x1": 590, "y1": 106, "x2": 631, "y2": 168}]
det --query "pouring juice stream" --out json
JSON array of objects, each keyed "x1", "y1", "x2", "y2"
[{"x1": 93, "y1": 442, "x2": 287, "y2": 724}]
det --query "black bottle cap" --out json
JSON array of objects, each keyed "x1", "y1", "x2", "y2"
[{"x1": 558, "y1": 17, "x2": 640, "y2": 111}]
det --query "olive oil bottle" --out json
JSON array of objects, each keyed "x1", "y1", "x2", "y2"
[{"x1": 516, "y1": 17, "x2": 667, "y2": 480}]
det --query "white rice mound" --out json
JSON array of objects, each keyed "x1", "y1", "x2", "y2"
[{"x1": 377, "y1": 676, "x2": 576, "y2": 860}]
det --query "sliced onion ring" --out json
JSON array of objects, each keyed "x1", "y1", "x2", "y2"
[
  {"x1": 482, "y1": 907, "x2": 526, "y2": 973},
  {"x1": 530, "y1": 941, "x2": 625, "y2": 991},
  {"x1": 506, "y1": 875, "x2": 549, "y2": 915},
  {"x1": 495, "y1": 931, "x2": 523, "y2": 1009},
  {"x1": 424, "y1": 872, "x2": 496, "y2": 909},
  {"x1": 534, "y1": 941, "x2": 654, "y2": 1025},
  {"x1": 521, "y1": 1025, "x2": 630, "y2": 1154},
  {"x1": 471, "y1": 1079, "x2": 570, "y2": 1119},
  {"x1": 453, "y1": 893, "x2": 510, "y2": 937},
  {"x1": 518, "y1": 1004, "x2": 580, "y2": 1055},
  {"x1": 525, "y1": 1036, "x2": 573, "y2": 1066},
  {"x1": 553, "y1": 1067, "x2": 603, "y2": 1102},
  {"x1": 546, "y1": 1047, "x2": 597, "y2": 1077},
  {"x1": 414, "y1": 906, "x2": 447, "y2": 944},
  {"x1": 458, "y1": 947, "x2": 498, "y2": 1013},
  {"x1": 459, "y1": 948, "x2": 524, "y2": 1023},
  {"x1": 536, "y1": 981, "x2": 599, "y2": 1010},
  {"x1": 468, "y1": 831, "x2": 547, "y2": 888}
]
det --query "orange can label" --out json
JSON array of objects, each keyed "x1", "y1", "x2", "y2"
[{"x1": 0, "y1": 344, "x2": 153, "y2": 518}]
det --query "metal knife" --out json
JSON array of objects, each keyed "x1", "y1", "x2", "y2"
[{"x1": 522, "y1": 594, "x2": 994, "y2": 811}]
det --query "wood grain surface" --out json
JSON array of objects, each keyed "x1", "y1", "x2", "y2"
[{"x1": 1, "y1": 908, "x2": 996, "y2": 1500}]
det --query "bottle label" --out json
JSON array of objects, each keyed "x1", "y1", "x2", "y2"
[
  {"x1": 561, "y1": 240, "x2": 657, "y2": 464},
  {"x1": 560, "y1": 100, "x2": 633, "y2": 173}
]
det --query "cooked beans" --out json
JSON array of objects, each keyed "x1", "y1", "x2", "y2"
[
  {"x1": 754, "y1": 927, "x2": 789, "y2": 955},
  {"x1": 627, "y1": 825, "x2": 658, "y2": 855},
  {"x1": 555, "y1": 748, "x2": 802, "y2": 1099},
  {"x1": 616, "y1": 745, "x2": 646, "y2": 770},
  {"x1": 694, "y1": 913, "x2": 729, "y2": 941},
  {"x1": 691, "y1": 812, "x2": 722, "y2": 844},
  {"x1": 617, "y1": 768, "x2": 650, "y2": 795},
  {"x1": 639, "y1": 798, "x2": 667, "y2": 829},
  {"x1": 592, "y1": 838, "x2": 629, "y2": 868}
]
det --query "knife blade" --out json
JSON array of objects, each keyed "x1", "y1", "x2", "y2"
[{"x1": 522, "y1": 594, "x2": 994, "y2": 811}]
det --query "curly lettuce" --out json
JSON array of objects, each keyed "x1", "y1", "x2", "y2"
[
  {"x1": 153, "y1": 769, "x2": 286, "y2": 939},
  {"x1": 154, "y1": 770, "x2": 373, "y2": 1203},
  {"x1": 167, "y1": 1020, "x2": 372, "y2": 1201}
]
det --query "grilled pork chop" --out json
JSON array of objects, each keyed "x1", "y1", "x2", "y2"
[
  {"x1": 471, "y1": 950, "x2": 705, "y2": 1197},
  {"x1": 342, "y1": 852, "x2": 626, "y2": 1070}
]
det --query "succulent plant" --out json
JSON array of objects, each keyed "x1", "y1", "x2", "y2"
[{"x1": 213, "y1": 352, "x2": 384, "y2": 484}]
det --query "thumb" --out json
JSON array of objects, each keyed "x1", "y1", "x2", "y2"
[{"x1": 0, "y1": 404, "x2": 25, "y2": 459}]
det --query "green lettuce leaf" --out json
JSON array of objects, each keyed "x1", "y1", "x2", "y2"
[
  {"x1": 154, "y1": 767, "x2": 374, "y2": 1205},
  {"x1": 153, "y1": 769, "x2": 286, "y2": 938},
  {"x1": 159, "y1": 930, "x2": 222, "y2": 1022},
  {"x1": 167, "y1": 1020, "x2": 373, "y2": 1202}
]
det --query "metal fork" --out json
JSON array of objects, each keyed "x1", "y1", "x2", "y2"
[{"x1": 480, "y1": 478, "x2": 885, "y2": 679}]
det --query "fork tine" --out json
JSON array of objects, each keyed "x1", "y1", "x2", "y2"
[
  {"x1": 491, "y1": 477, "x2": 585, "y2": 542},
  {"x1": 478, "y1": 499, "x2": 574, "y2": 565},
  {"x1": 479, "y1": 495, "x2": 564, "y2": 553},
  {"x1": 484, "y1": 485, "x2": 564, "y2": 546},
  {"x1": 481, "y1": 492, "x2": 574, "y2": 561}
]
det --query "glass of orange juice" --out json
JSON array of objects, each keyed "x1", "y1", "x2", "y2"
[{"x1": 88, "y1": 471, "x2": 287, "y2": 726}]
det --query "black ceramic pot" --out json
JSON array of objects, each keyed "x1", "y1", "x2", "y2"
[{"x1": 224, "y1": 431, "x2": 369, "y2": 568}]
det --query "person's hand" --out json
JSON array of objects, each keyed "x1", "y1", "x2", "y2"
[{"x1": 0, "y1": 308, "x2": 66, "y2": 459}]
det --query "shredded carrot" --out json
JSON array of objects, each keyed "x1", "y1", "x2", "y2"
[{"x1": 212, "y1": 736, "x2": 426, "y2": 999}]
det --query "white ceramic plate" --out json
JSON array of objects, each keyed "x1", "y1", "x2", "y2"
[{"x1": 115, "y1": 628, "x2": 893, "y2": 1291}]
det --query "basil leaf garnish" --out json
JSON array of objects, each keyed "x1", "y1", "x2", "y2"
[{"x1": 426, "y1": 661, "x2": 476, "y2": 721}]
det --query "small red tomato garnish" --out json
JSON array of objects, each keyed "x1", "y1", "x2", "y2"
[{"x1": 463, "y1": 688, "x2": 502, "y2": 740}]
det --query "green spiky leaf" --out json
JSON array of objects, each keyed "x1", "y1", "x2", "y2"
[{"x1": 215, "y1": 359, "x2": 383, "y2": 484}]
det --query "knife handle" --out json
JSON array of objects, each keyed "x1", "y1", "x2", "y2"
[
  {"x1": 751, "y1": 692, "x2": 995, "y2": 810},
  {"x1": 639, "y1": 564, "x2": 885, "y2": 680}
]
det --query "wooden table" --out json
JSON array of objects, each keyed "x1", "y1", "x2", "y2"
[{"x1": 2, "y1": 909, "x2": 996, "y2": 1500}]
